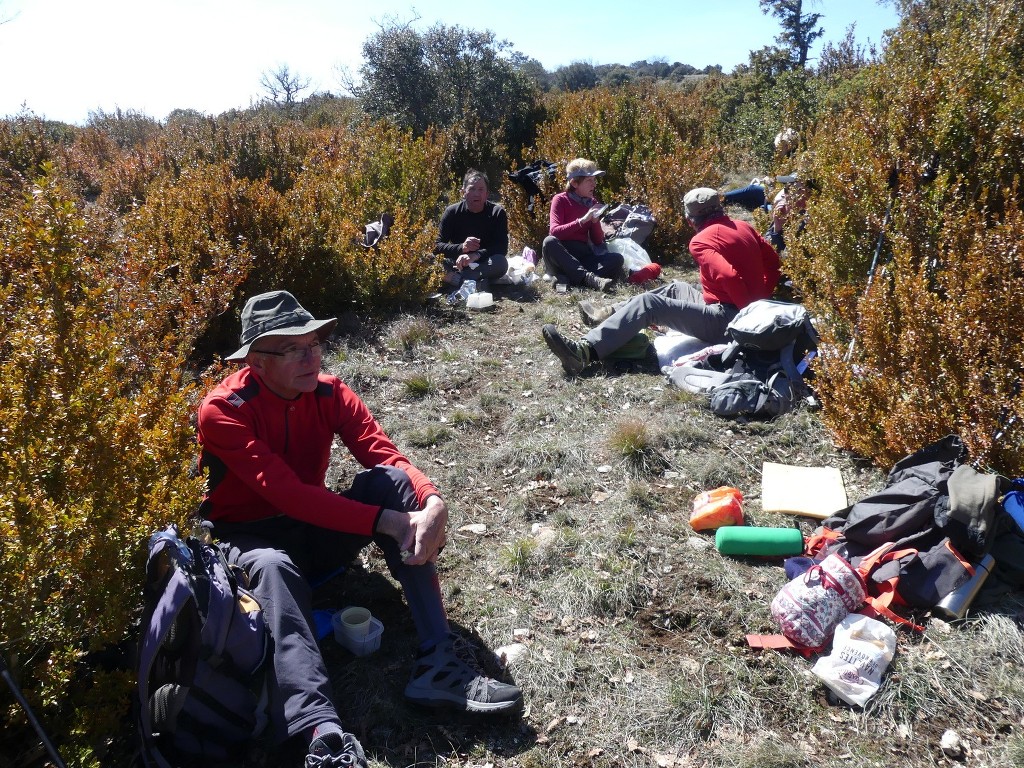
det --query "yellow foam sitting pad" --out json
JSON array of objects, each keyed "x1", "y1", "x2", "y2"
[{"x1": 761, "y1": 462, "x2": 848, "y2": 520}]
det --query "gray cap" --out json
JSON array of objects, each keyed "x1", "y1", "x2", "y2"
[
  {"x1": 225, "y1": 290, "x2": 337, "y2": 362},
  {"x1": 683, "y1": 187, "x2": 723, "y2": 219},
  {"x1": 567, "y1": 167, "x2": 606, "y2": 180}
]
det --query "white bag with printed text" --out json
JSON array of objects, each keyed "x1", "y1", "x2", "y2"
[{"x1": 811, "y1": 613, "x2": 896, "y2": 706}]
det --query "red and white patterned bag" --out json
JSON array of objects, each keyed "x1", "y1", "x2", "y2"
[{"x1": 770, "y1": 553, "x2": 867, "y2": 649}]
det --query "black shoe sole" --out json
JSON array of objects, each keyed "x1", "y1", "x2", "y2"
[{"x1": 404, "y1": 692, "x2": 525, "y2": 715}]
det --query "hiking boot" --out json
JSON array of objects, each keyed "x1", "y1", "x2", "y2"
[
  {"x1": 305, "y1": 730, "x2": 367, "y2": 768},
  {"x1": 582, "y1": 271, "x2": 614, "y2": 293},
  {"x1": 542, "y1": 324, "x2": 592, "y2": 375},
  {"x1": 578, "y1": 300, "x2": 615, "y2": 327},
  {"x1": 404, "y1": 635, "x2": 523, "y2": 714}
]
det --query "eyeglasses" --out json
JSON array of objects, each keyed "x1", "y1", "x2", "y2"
[{"x1": 252, "y1": 340, "x2": 323, "y2": 362}]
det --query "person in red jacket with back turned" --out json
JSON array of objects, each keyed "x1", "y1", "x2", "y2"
[
  {"x1": 198, "y1": 291, "x2": 522, "y2": 768},
  {"x1": 542, "y1": 187, "x2": 780, "y2": 374}
]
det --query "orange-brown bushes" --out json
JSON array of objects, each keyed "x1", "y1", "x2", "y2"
[
  {"x1": 286, "y1": 120, "x2": 450, "y2": 312},
  {"x1": 120, "y1": 162, "x2": 291, "y2": 360},
  {"x1": 507, "y1": 85, "x2": 722, "y2": 260},
  {"x1": 0, "y1": 172, "x2": 204, "y2": 762},
  {"x1": 792, "y1": 0, "x2": 1024, "y2": 472}
]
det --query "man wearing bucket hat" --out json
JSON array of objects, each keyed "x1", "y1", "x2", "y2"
[
  {"x1": 540, "y1": 158, "x2": 625, "y2": 292},
  {"x1": 542, "y1": 187, "x2": 780, "y2": 374},
  {"x1": 197, "y1": 291, "x2": 522, "y2": 767}
]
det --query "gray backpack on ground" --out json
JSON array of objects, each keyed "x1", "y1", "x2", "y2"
[
  {"x1": 668, "y1": 300, "x2": 818, "y2": 419},
  {"x1": 601, "y1": 203, "x2": 656, "y2": 245},
  {"x1": 136, "y1": 524, "x2": 271, "y2": 767}
]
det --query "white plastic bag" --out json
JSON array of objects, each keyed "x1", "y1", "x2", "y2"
[
  {"x1": 605, "y1": 237, "x2": 651, "y2": 272},
  {"x1": 652, "y1": 333, "x2": 708, "y2": 370},
  {"x1": 811, "y1": 613, "x2": 896, "y2": 706},
  {"x1": 497, "y1": 255, "x2": 538, "y2": 286}
]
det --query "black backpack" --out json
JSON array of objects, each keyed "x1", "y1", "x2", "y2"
[
  {"x1": 807, "y1": 435, "x2": 1012, "y2": 621},
  {"x1": 136, "y1": 524, "x2": 272, "y2": 767},
  {"x1": 668, "y1": 300, "x2": 818, "y2": 419},
  {"x1": 507, "y1": 159, "x2": 557, "y2": 213}
]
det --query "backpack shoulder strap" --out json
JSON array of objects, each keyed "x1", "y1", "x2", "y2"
[
  {"x1": 856, "y1": 542, "x2": 926, "y2": 632},
  {"x1": 137, "y1": 567, "x2": 196, "y2": 767},
  {"x1": 775, "y1": 340, "x2": 810, "y2": 398}
]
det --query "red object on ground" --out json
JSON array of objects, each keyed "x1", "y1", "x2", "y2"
[
  {"x1": 690, "y1": 486, "x2": 744, "y2": 531},
  {"x1": 628, "y1": 263, "x2": 662, "y2": 284}
]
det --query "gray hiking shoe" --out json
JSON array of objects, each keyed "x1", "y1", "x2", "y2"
[
  {"x1": 305, "y1": 730, "x2": 367, "y2": 768},
  {"x1": 404, "y1": 636, "x2": 523, "y2": 714},
  {"x1": 542, "y1": 324, "x2": 592, "y2": 375},
  {"x1": 582, "y1": 271, "x2": 614, "y2": 293},
  {"x1": 578, "y1": 300, "x2": 615, "y2": 327}
]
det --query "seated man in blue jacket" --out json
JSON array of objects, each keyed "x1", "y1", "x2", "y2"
[{"x1": 435, "y1": 169, "x2": 509, "y2": 289}]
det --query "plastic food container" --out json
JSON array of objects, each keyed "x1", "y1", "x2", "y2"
[
  {"x1": 690, "y1": 486, "x2": 744, "y2": 531},
  {"x1": 466, "y1": 291, "x2": 494, "y2": 310},
  {"x1": 332, "y1": 611, "x2": 384, "y2": 656}
]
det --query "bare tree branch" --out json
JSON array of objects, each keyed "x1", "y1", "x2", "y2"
[{"x1": 259, "y1": 64, "x2": 312, "y2": 106}]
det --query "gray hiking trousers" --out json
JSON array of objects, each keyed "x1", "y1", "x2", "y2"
[
  {"x1": 584, "y1": 281, "x2": 738, "y2": 359},
  {"x1": 215, "y1": 465, "x2": 448, "y2": 744}
]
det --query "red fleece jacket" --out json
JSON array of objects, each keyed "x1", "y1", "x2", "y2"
[
  {"x1": 689, "y1": 215, "x2": 781, "y2": 307},
  {"x1": 197, "y1": 368, "x2": 438, "y2": 535}
]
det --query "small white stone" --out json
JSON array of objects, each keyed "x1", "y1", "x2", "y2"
[
  {"x1": 494, "y1": 643, "x2": 529, "y2": 667},
  {"x1": 940, "y1": 729, "x2": 963, "y2": 759}
]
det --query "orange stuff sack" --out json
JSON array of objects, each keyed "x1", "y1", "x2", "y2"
[{"x1": 690, "y1": 486, "x2": 744, "y2": 531}]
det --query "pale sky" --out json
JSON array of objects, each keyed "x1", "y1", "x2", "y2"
[{"x1": 0, "y1": 0, "x2": 900, "y2": 124}]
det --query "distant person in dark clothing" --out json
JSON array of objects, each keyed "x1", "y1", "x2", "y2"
[
  {"x1": 722, "y1": 178, "x2": 769, "y2": 211},
  {"x1": 435, "y1": 169, "x2": 509, "y2": 288}
]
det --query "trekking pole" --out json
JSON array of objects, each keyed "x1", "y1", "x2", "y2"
[
  {"x1": 844, "y1": 165, "x2": 900, "y2": 363},
  {"x1": 0, "y1": 655, "x2": 68, "y2": 768}
]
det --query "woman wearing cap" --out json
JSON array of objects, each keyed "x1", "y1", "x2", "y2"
[{"x1": 540, "y1": 158, "x2": 624, "y2": 292}]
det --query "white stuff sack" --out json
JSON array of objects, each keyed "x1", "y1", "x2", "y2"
[
  {"x1": 811, "y1": 613, "x2": 896, "y2": 706},
  {"x1": 605, "y1": 237, "x2": 651, "y2": 272}
]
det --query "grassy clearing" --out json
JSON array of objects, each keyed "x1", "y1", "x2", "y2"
[{"x1": 313, "y1": 263, "x2": 1024, "y2": 768}]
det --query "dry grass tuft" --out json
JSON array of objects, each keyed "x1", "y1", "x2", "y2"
[{"x1": 392, "y1": 315, "x2": 439, "y2": 352}]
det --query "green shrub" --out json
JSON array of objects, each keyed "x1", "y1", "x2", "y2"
[
  {"x1": 0, "y1": 171, "x2": 204, "y2": 763},
  {"x1": 155, "y1": 111, "x2": 316, "y2": 195},
  {"x1": 793, "y1": 0, "x2": 1024, "y2": 472},
  {"x1": 0, "y1": 113, "x2": 76, "y2": 209}
]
